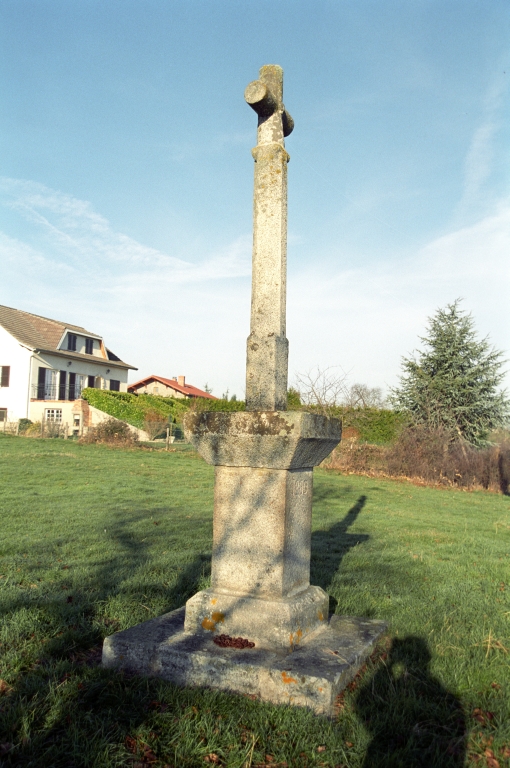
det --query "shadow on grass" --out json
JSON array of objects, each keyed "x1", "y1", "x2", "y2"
[
  {"x1": 0, "y1": 512, "x2": 213, "y2": 766},
  {"x1": 311, "y1": 494, "x2": 369, "y2": 612},
  {"x1": 0, "y1": 508, "x2": 211, "y2": 654},
  {"x1": 355, "y1": 635, "x2": 467, "y2": 767}
]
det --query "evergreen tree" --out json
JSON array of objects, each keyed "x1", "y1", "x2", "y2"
[{"x1": 390, "y1": 300, "x2": 509, "y2": 445}]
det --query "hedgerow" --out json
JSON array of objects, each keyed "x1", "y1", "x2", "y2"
[
  {"x1": 341, "y1": 407, "x2": 408, "y2": 444},
  {"x1": 81, "y1": 389, "x2": 189, "y2": 429}
]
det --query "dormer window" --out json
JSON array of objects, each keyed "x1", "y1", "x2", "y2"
[
  {"x1": 85, "y1": 338, "x2": 94, "y2": 355},
  {"x1": 67, "y1": 333, "x2": 77, "y2": 352}
]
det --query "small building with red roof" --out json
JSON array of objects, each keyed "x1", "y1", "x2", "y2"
[{"x1": 128, "y1": 375, "x2": 216, "y2": 400}]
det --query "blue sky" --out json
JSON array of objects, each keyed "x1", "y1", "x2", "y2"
[{"x1": 1, "y1": 1, "x2": 509, "y2": 399}]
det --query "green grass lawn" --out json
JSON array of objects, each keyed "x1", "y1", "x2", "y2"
[{"x1": 0, "y1": 435, "x2": 509, "y2": 768}]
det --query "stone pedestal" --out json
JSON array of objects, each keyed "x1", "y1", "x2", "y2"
[{"x1": 181, "y1": 410, "x2": 340, "y2": 651}]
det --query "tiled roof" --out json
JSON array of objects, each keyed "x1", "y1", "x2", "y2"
[
  {"x1": 128, "y1": 375, "x2": 217, "y2": 399},
  {"x1": 0, "y1": 304, "x2": 136, "y2": 370}
]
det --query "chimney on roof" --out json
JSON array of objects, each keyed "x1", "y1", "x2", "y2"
[{"x1": 178, "y1": 375, "x2": 185, "y2": 387}]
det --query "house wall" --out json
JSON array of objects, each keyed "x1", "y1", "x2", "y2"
[
  {"x1": 29, "y1": 400, "x2": 80, "y2": 430},
  {"x1": 28, "y1": 352, "x2": 129, "y2": 423},
  {"x1": 0, "y1": 326, "x2": 32, "y2": 421},
  {"x1": 132, "y1": 381, "x2": 187, "y2": 399},
  {"x1": 59, "y1": 331, "x2": 104, "y2": 358}
]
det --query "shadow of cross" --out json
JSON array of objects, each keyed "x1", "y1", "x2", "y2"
[{"x1": 310, "y1": 495, "x2": 369, "y2": 610}]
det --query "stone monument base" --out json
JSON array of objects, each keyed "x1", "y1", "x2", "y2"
[
  {"x1": 102, "y1": 608, "x2": 387, "y2": 717},
  {"x1": 184, "y1": 585, "x2": 329, "y2": 651}
]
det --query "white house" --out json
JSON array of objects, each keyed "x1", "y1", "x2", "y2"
[{"x1": 0, "y1": 304, "x2": 137, "y2": 430}]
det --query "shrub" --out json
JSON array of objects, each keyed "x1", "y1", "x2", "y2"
[
  {"x1": 385, "y1": 425, "x2": 510, "y2": 491},
  {"x1": 342, "y1": 407, "x2": 408, "y2": 445},
  {"x1": 143, "y1": 410, "x2": 169, "y2": 440},
  {"x1": 18, "y1": 418, "x2": 32, "y2": 434},
  {"x1": 287, "y1": 388, "x2": 302, "y2": 409},
  {"x1": 24, "y1": 421, "x2": 42, "y2": 437},
  {"x1": 326, "y1": 423, "x2": 510, "y2": 493},
  {"x1": 80, "y1": 417, "x2": 138, "y2": 446}
]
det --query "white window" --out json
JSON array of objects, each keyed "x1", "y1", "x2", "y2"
[
  {"x1": 45, "y1": 409, "x2": 62, "y2": 423},
  {"x1": 75, "y1": 374, "x2": 88, "y2": 398}
]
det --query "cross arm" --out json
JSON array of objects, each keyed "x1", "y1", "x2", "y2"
[{"x1": 244, "y1": 80, "x2": 294, "y2": 137}]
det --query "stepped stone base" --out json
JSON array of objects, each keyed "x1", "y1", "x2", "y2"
[
  {"x1": 184, "y1": 585, "x2": 329, "y2": 651},
  {"x1": 102, "y1": 607, "x2": 387, "y2": 717}
]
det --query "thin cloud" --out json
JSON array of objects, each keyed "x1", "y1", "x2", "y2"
[
  {"x1": 0, "y1": 177, "x2": 251, "y2": 282},
  {"x1": 456, "y1": 68, "x2": 508, "y2": 220}
]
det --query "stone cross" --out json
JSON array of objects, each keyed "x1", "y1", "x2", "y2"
[
  {"x1": 103, "y1": 65, "x2": 384, "y2": 717},
  {"x1": 244, "y1": 65, "x2": 294, "y2": 411},
  {"x1": 180, "y1": 67, "x2": 340, "y2": 652}
]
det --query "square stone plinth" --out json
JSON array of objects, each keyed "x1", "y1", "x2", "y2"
[
  {"x1": 102, "y1": 608, "x2": 387, "y2": 717},
  {"x1": 184, "y1": 585, "x2": 329, "y2": 651}
]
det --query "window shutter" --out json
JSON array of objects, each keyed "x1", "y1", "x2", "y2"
[
  {"x1": 69, "y1": 372, "x2": 76, "y2": 401},
  {"x1": 0, "y1": 366, "x2": 10, "y2": 387},
  {"x1": 37, "y1": 367, "x2": 46, "y2": 399},
  {"x1": 59, "y1": 371, "x2": 67, "y2": 400},
  {"x1": 88, "y1": 375, "x2": 95, "y2": 388}
]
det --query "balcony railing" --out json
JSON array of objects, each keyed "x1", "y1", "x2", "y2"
[{"x1": 31, "y1": 384, "x2": 84, "y2": 401}]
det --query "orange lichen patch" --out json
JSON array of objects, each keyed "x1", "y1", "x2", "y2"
[
  {"x1": 210, "y1": 598, "x2": 217, "y2": 605},
  {"x1": 318, "y1": 687, "x2": 323, "y2": 692},
  {"x1": 201, "y1": 612, "x2": 225, "y2": 632},
  {"x1": 317, "y1": 611, "x2": 324, "y2": 621},
  {"x1": 281, "y1": 671, "x2": 297, "y2": 684},
  {"x1": 295, "y1": 629, "x2": 303, "y2": 643},
  {"x1": 202, "y1": 617, "x2": 217, "y2": 631}
]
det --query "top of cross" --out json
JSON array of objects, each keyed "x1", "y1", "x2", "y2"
[{"x1": 244, "y1": 65, "x2": 294, "y2": 147}]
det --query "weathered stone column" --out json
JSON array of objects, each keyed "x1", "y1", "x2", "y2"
[{"x1": 244, "y1": 65, "x2": 293, "y2": 411}]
